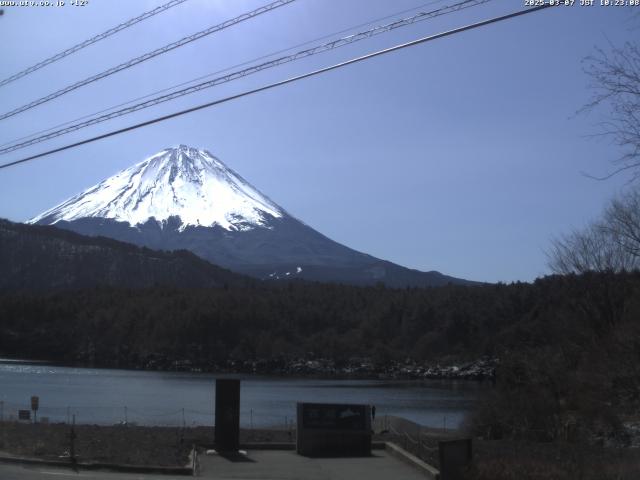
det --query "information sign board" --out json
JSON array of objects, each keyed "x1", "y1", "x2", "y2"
[
  {"x1": 301, "y1": 403, "x2": 367, "y2": 430},
  {"x1": 296, "y1": 402, "x2": 371, "y2": 456}
]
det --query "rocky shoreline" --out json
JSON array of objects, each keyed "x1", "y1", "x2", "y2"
[
  {"x1": 2, "y1": 355, "x2": 498, "y2": 380},
  {"x1": 141, "y1": 356, "x2": 498, "y2": 381}
]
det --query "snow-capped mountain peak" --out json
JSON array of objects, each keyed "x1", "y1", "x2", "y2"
[{"x1": 29, "y1": 145, "x2": 284, "y2": 231}]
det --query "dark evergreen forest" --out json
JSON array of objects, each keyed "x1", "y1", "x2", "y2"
[{"x1": 1, "y1": 271, "x2": 638, "y2": 443}]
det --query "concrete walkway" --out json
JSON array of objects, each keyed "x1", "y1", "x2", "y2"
[
  {"x1": 0, "y1": 463, "x2": 188, "y2": 479},
  {"x1": 0, "y1": 449, "x2": 428, "y2": 479},
  {"x1": 199, "y1": 450, "x2": 427, "y2": 479}
]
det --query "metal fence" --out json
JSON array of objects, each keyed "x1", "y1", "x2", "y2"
[
  {"x1": 0, "y1": 400, "x2": 295, "y2": 430},
  {"x1": 375, "y1": 415, "x2": 460, "y2": 468}
]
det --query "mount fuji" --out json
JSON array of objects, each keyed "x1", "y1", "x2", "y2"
[{"x1": 30, "y1": 145, "x2": 471, "y2": 287}]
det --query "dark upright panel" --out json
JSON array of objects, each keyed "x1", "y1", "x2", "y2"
[
  {"x1": 296, "y1": 403, "x2": 372, "y2": 456},
  {"x1": 439, "y1": 438, "x2": 473, "y2": 480},
  {"x1": 214, "y1": 378, "x2": 240, "y2": 452}
]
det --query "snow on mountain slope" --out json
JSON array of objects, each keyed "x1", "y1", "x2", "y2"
[
  {"x1": 29, "y1": 145, "x2": 284, "y2": 231},
  {"x1": 28, "y1": 144, "x2": 475, "y2": 287}
]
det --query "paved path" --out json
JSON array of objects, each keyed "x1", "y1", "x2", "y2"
[
  {"x1": 0, "y1": 450, "x2": 426, "y2": 479},
  {"x1": 199, "y1": 450, "x2": 426, "y2": 479},
  {"x1": 0, "y1": 463, "x2": 185, "y2": 479}
]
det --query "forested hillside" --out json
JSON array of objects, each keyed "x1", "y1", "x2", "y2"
[
  {"x1": 0, "y1": 219, "x2": 248, "y2": 290},
  {"x1": 1, "y1": 272, "x2": 638, "y2": 403}
]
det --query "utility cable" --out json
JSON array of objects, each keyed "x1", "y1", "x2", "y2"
[
  {"x1": 0, "y1": 0, "x2": 490, "y2": 155},
  {"x1": 0, "y1": 0, "x2": 296, "y2": 121},
  {"x1": 0, "y1": 0, "x2": 449, "y2": 150},
  {"x1": 0, "y1": 0, "x2": 190, "y2": 88},
  {"x1": 0, "y1": 3, "x2": 554, "y2": 171}
]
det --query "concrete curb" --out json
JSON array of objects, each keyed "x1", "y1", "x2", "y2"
[
  {"x1": 235, "y1": 441, "x2": 386, "y2": 451},
  {"x1": 198, "y1": 442, "x2": 297, "y2": 451},
  {"x1": 0, "y1": 455, "x2": 73, "y2": 469},
  {"x1": 0, "y1": 454, "x2": 194, "y2": 476},
  {"x1": 384, "y1": 442, "x2": 440, "y2": 480},
  {"x1": 240, "y1": 442, "x2": 296, "y2": 450}
]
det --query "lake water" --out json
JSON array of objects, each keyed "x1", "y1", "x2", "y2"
[{"x1": 0, "y1": 360, "x2": 487, "y2": 428}]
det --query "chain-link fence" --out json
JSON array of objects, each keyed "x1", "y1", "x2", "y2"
[
  {"x1": 0, "y1": 400, "x2": 296, "y2": 431},
  {"x1": 375, "y1": 414, "x2": 462, "y2": 468},
  {"x1": 0, "y1": 399, "x2": 297, "y2": 464}
]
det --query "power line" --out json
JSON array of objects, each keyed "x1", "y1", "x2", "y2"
[
  {"x1": 0, "y1": 4, "x2": 553, "y2": 171},
  {"x1": 0, "y1": 0, "x2": 449, "y2": 150},
  {"x1": 0, "y1": 0, "x2": 490, "y2": 155},
  {"x1": 0, "y1": 0, "x2": 296, "y2": 121},
  {"x1": 0, "y1": 0, "x2": 190, "y2": 88}
]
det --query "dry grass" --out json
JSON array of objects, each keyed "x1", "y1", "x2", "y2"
[
  {"x1": 0, "y1": 421, "x2": 294, "y2": 466},
  {"x1": 467, "y1": 439, "x2": 640, "y2": 480}
]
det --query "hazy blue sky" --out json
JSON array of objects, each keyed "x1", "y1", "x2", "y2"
[{"x1": 0, "y1": 0, "x2": 636, "y2": 282}]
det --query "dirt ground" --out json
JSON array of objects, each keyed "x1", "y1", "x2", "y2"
[
  {"x1": 468, "y1": 439, "x2": 640, "y2": 480},
  {"x1": 0, "y1": 422, "x2": 295, "y2": 467}
]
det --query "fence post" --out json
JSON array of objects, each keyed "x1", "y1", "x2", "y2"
[
  {"x1": 69, "y1": 414, "x2": 77, "y2": 470},
  {"x1": 0, "y1": 400, "x2": 3, "y2": 422},
  {"x1": 124, "y1": 406, "x2": 128, "y2": 425}
]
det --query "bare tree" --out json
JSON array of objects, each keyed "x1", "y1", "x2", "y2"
[
  {"x1": 553, "y1": 32, "x2": 640, "y2": 274},
  {"x1": 548, "y1": 222, "x2": 636, "y2": 275},
  {"x1": 548, "y1": 189, "x2": 640, "y2": 274},
  {"x1": 582, "y1": 41, "x2": 640, "y2": 180},
  {"x1": 603, "y1": 188, "x2": 640, "y2": 257}
]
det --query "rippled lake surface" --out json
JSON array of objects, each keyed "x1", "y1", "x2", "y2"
[{"x1": 0, "y1": 360, "x2": 487, "y2": 428}]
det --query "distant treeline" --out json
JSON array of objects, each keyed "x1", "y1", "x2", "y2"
[
  {"x1": 1, "y1": 271, "x2": 638, "y2": 442},
  {"x1": 1, "y1": 278, "x2": 535, "y2": 366}
]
